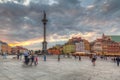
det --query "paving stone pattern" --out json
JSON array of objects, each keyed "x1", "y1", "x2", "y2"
[{"x1": 0, "y1": 55, "x2": 120, "y2": 80}]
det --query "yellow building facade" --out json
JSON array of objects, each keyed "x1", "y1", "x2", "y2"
[{"x1": 63, "y1": 44, "x2": 75, "y2": 54}]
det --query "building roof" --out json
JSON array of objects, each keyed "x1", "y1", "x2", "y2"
[
  {"x1": 0, "y1": 40, "x2": 8, "y2": 45},
  {"x1": 110, "y1": 36, "x2": 120, "y2": 42}
]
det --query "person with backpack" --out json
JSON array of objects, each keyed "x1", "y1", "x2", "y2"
[{"x1": 23, "y1": 51, "x2": 29, "y2": 65}]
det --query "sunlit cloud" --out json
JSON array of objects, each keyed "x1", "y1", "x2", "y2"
[
  {"x1": 0, "y1": 0, "x2": 120, "y2": 50},
  {"x1": 48, "y1": 0, "x2": 58, "y2": 5},
  {"x1": 110, "y1": 27, "x2": 118, "y2": 33},
  {"x1": 86, "y1": 5, "x2": 95, "y2": 9},
  {"x1": 9, "y1": 31, "x2": 97, "y2": 48},
  {"x1": 0, "y1": 0, "x2": 30, "y2": 6},
  {"x1": 23, "y1": 0, "x2": 30, "y2": 6},
  {"x1": 9, "y1": 38, "x2": 43, "y2": 47},
  {"x1": 9, "y1": 34, "x2": 68, "y2": 47},
  {"x1": 69, "y1": 32, "x2": 98, "y2": 41}
]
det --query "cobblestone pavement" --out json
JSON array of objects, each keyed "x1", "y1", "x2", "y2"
[{"x1": 0, "y1": 55, "x2": 120, "y2": 80}]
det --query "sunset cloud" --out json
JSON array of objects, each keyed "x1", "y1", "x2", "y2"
[{"x1": 9, "y1": 32, "x2": 97, "y2": 48}]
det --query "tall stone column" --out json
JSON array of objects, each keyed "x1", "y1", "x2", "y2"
[{"x1": 42, "y1": 11, "x2": 48, "y2": 61}]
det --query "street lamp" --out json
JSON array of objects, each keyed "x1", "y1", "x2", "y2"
[{"x1": 42, "y1": 11, "x2": 48, "y2": 61}]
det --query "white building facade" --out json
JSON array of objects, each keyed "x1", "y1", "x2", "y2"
[{"x1": 75, "y1": 41, "x2": 85, "y2": 52}]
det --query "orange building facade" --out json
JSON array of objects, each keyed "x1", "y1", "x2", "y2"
[
  {"x1": 1, "y1": 43, "x2": 12, "y2": 54},
  {"x1": 48, "y1": 48, "x2": 60, "y2": 55},
  {"x1": 48, "y1": 44, "x2": 63, "y2": 55}
]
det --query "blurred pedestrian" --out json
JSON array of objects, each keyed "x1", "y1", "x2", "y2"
[
  {"x1": 67, "y1": 53, "x2": 70, "y2": 58},
  {"x1": 19, "y1": 52, "x2": 23, "y2": 60},
  {"x1": 17, "y1": 50, "x2": 20, "y2": 60},
  {"x1": 58, "y1": 54, "x2": 60, "y2": 62},
  {"x1": 113, "y1": 57, "x2": 116, "y2": 62},
  {"x1": 116, "y1": 56, "x2": 120, "y2": 66},
  {"x1": 26, "y1": 54, "x2": 31, "y2": 65},
  {"x1": 79, "y1": 56, "x2": 81, "y2": 61},
  {"x1": 30, "y1": 52, "x2": 35, "y2": 66},
  {"x1": 44, "y1": 55, "x2": 46, "y2": 61},
  {"x1": 91, "y1": 54, "x2": 97, "y2": 66},
  {"x1": 34, "y1": 54, "x2": 38, "y2": 66},
  {"x1": 74, "y1": 55, "x2": 77, "y2": 59},
  {"x1": 3, "y1": 52, "x2": 7, "y2": 59},
  {"x1": 23, "y1": 51, "x2": 29, "y2": 65}
]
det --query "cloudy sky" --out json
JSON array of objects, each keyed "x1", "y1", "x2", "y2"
[{"x1": 0, "y1": 0, "x2": 120, "y2": 50}]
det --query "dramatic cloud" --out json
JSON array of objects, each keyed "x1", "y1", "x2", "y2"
[{"x1": 0, "y1": 0, "x2": 120, "y2": 50}]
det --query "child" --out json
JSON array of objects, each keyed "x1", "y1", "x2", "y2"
[{"x1": 34, "y1": 54, "x2": 38, "y2": 66}]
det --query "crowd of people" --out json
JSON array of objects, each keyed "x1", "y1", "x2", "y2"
[
  {"x1": 90, "y1": 54, "x2": 120, "y2": 66},
  {"x1": 0, "y1": 51, "x2": 120, "y2": 67},
  {"x1": 16, "y1": 50, "x2": 39, "y2": 66},
  {"x1": 62, "y1": 53, "x2": 120, "y2": 67},
  {"x1": 112, "y1": 56, "x2": 120, "y2": 66}
]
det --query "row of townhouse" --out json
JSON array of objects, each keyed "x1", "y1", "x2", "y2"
[
  {"x1": 0, "y1": 41, "x2": 12, "y2": 54},
  {"x1": 48, "y1": 34, "x2": 120, "y2": 56},
  {"x1": 0, "y1": 40, "x2": 28, "y2": 54},
  {"x1": 91, "y1": 34, "x2": 120, "y2": 56},
  {"x1": 48, "y1": 37, "x2": 90, "y2": 55}
]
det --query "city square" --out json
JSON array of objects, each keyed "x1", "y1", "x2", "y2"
[
  {"x1": 0, "y1": 0, "x2": 120, "y2": 80},
  {"x1": 0, "y1": 55, "x2": 120, "y2": 80}
]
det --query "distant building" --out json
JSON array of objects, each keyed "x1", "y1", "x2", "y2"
[
  {"x1": 47, "y1": 44, "x2": 63, "y2": 55},
  {"x1": 83, "y1": 39, "x2": 90, "y2": 54},
  {"x1": 75, "y1": 41, "x2": 85, "y2": 52},
  {"x1": 48, "y1": 48, "x2": 60, "y2": 55},
  {"x1": 54, "y1": 44, "x2": 63, "y2": 50},
  {"x1": 92, "y1": 39, "x2": 103, "y2": 55},
  {"x1": 63, "y1": 43, "x2": 75, "y2": 54},
  {"x1": 63, "y1": 37, "x2": 90, "y2": 55},
  {"x1": 68, "y1": 37, "x2": 82, "y2": 44},
  {"x1": 92, "y1": 34, "x2": 120, "y2": 56},
  {"x1": 75, "y1": 39, "x2": 90, "y2": 55},
  {"x1": 11, "y1": 46, "x2": 28, "y2": 54},
  {"x1": 0, "y1": 40, "x2": 12, "y2": 54}
]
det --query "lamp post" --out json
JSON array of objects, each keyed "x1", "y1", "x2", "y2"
[{"x1": 42, "y1": 11, "x2": 48, "y2": 61}]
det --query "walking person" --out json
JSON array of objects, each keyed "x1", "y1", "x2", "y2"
[
  {"x1": 74, "y1": 54, "x2": 77, "y2": 59},
  {"x1": 23, "y1": 51, "x2": 29, "y2": 65},
  {"x1": 113, "y1": 56, "x2": 116, "y2": 62},
  {"x1": 116, "y1": 56, "x2": 120, "y2": 66},
  {"x1": 79, "y1": 55, "x2": 81, "y2": 61},
  {"x1": 44, "y1": 54, "x2": 46, "y2": 61},
  {"x1": 3, "y1": 51, "x2": 7, "y2": 59},
  {"x1": 34, "y1": 54, "x2": 38, "y2": 66},
  {"x1": 58, "y1": 54, "x2": 60, "y2": 62},
  {"x1": 17, "y1": 50, "x2": 20, "y2": 60},
  {"x1": 19, "y1": 52, "x2": 23, "y2": 60},
  {"x1": 67, "y1": 53, "x2": 70, "y2": 58},
  {"x1": 91, "y1": 54, "x2": 97, "y2": 66},
  {"x1": 30, "y1": 52, "x2": 35, "y2": 66},
  {"x1": 26, "y1": 54, "x2": 31, "y2": 65}
]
